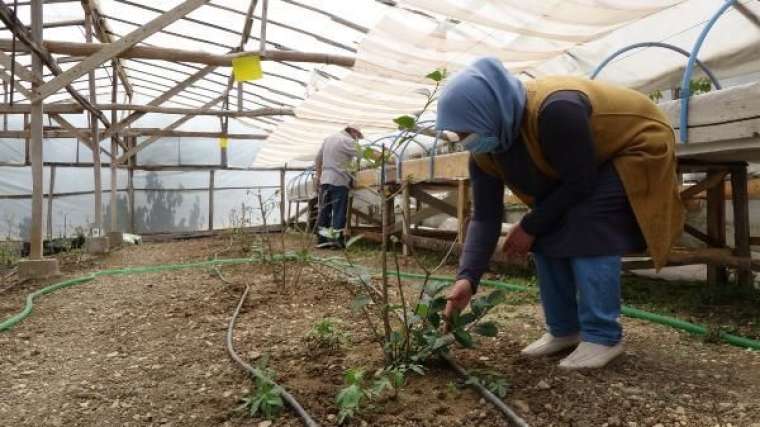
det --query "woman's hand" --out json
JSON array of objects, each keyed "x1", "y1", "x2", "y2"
[
  {"x1": 443, "y1": 279, "x2": 473, "y2": 332},
  {"x1": 502, "y1": 223, "x2": 535, "y2": 259}
]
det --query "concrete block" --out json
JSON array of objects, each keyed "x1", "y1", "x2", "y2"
[
  {"x1": 85, "y1": 236, "x2": 110, "y2": 254},
  {"x1": 18, "y1": 258, "x2": 60, "y2": 280},
  {"x1": 107, "y1": 232, "x2": 124, "y2": 249}
]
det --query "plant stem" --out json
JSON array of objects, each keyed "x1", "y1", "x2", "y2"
[
  {"x1": 380, "y1": 145, "x2": 392, "y2": 360},
  {"x1": 391, "y1": 240, "x2": 411, "y2": 358}
]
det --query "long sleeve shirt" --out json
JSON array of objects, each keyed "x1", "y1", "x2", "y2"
[
  {"x1": 457, "y1": 91, "x2": 645, "y2": 291},
  {"x1": 315, "y1": 130, "x2": 358, "y2": 188}
]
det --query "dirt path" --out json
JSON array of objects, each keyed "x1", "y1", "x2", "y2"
[{"x1": 0, "y1": 237, "x2": 758, "y2": 426}]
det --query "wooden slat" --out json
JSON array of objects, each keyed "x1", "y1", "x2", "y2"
[
  {"x1": 680, "y1": 171, "x2": 728, "y2": 200},
  {"x1": 33, "y1": 0, "x2": 210, "y2": 102},
  {"x1": 408, "y1": 185, "x2": 458, "y2": 217}
]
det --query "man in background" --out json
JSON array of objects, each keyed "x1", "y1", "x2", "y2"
[{"x1": 314, "y1": 125, "x2": 364, "y2": 248}]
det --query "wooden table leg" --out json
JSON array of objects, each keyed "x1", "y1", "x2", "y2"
[
  {"x1": 731, "y1": 165, "x2": 753, "y2": 288},
  {"x1": 706, "y1": 171, "x2": 728, "y2": 286}
]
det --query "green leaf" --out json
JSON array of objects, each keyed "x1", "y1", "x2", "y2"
[
  {"x1": 459, "y1": 312, "x2": 477, "y2": 325},
  {"x1": 370, "y1": 376, "x2": 392, "y2": 397},
  {"x1": 429, "y1": 296, "x2": 447, "y2": 314},
  {"x1": 470, "y1": 297, "x2": 490, "y2": 317},
  {"x1": 344, "y1": 368, "x2": 365, "y2": 385},
  {"x1": 428, "y1": 312, "x2": 441, "y2": 329},
  {"x1": 393, "y1": 115, "x2": 416, "y2": 130},
  {"x1": 473, "y1": 321, "x2": 498, "y2": 337},
  {"x1": 453, "y1": 329, "x2": 474, "y2": 348},
  {"x1": 414, "y1": 302, "x2": 429, "y2": 318},
  {"x1": 425, "y1": 280, "x2": 450, "y2": 297},
  {"x1": 426, "y1": 69, "x2": 444, "y2": 82},
  {"x1": 345, "y1": 234, "x2": 364, "y2": 248},
  {"x1": 336, "y1": 384, "x2": 363, "y2": 423},
  {"x1": 487, "y1": 289, "x2": 506, "y2": 306},
  {"x1": 351, "y1": 294, "x2": 371, "y2": 313}
]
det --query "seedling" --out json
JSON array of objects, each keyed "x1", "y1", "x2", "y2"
[
  {"x1": 305, "y1": 317, "x2": 350, "y2": 350},
  {"x1": 236, "y1": 356, "x2": 284, "y2": 420}
]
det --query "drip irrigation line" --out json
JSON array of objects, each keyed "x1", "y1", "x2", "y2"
[
  {"x1": 225, "y1": 284, "x2": 320, "y2": 427},
  {"x1": 440, "y1": 353, "x2": 530, "y2": 427}
]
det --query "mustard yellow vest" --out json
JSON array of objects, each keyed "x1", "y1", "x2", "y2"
[{"x1": 474, "y1": 76, "x2": 684, "y2": 269}]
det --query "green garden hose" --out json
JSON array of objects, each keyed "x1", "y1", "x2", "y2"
[
  {"x1": 390, "y1": 271, "x2": 760, "y2": 351},
  {"x1": 0, "y1": 258, "x2": 256, "y2": 332},
  {"x1": 2, "y1": 258, "x2": 759, "y2": 352}
]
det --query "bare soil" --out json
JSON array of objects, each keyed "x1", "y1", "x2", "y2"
[{"x1": 0, "y1": 235, "x2": 758, "y2": 427}]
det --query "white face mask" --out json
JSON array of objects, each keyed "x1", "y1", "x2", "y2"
[{"x1": 460, "y1": 133, "x2": 501, "y2": 153}]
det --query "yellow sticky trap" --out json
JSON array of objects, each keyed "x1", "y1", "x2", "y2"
[
  {"x1": 232, "y1": 55, "x2": 263, "y2": 82},
  {"x1": 219, "y1": 136, "x2": 229, "y2": 149}
]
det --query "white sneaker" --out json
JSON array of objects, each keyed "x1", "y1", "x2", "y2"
[
  {"x1": 558, "y1": 341, "x2": 624, "y2": 370},
  {"x1": 520, "y1": 332, "x2": 581, "y2": 358}
]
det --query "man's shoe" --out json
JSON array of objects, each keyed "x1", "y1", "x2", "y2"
[
  {"x1": 558, "y1": 341, "x2": 624, "y2": 370},
  {"x1": 520, "y1": 332, "x2": 580, "y2": 358}
]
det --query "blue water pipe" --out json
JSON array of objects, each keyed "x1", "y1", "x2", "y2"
[
  {"x1": 590, "y1": 41, "x2": 722, "y2": 90},
  {"x1": 679, "y1": 0, "x2": 736, "y2": 143},
  {"x1": 591, "y1": 0, "x2": 735, "y2": 143}
]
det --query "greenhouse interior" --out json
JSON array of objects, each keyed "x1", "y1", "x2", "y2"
[{"x1": 1, "y1": 0, "x2": 760, "y2": 425}]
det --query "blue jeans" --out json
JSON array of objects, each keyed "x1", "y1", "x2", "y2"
[
  {"x1": 317, "y1": 184, "x2": 349, "y2": 244},
  {"x1": 534, "y1": 254, "x2": 622, "y2": 346}
]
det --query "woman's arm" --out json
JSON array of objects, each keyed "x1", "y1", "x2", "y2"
[{"x1": 456, "y1": 156, "x2": 505, "y2": 293}]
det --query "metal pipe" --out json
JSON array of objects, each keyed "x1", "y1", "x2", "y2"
[{"x1": 679, "y1": 0, "x2": 736, "y2": 143}]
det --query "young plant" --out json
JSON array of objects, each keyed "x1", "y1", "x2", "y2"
[
  {"x1": 236, "y1": 356, "x2": 284, "y2": 420},
  {"x1": 336, "y1": 368, "x2": 371, "y2": 425},
  {"x1": 464, "y1": 369, "x2": 510, "y2": 398},
  {"x1": 305, "y1": 317, "x2": 351, "y2": 350}
]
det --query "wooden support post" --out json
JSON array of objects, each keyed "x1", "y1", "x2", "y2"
[
  {"x1": 279, "y1": 167, "x2": 286, "y2": 227},
  {"x1": 127, "y1": 151, "x2": 135, "y2": 233},
  {"x1": 402, "y1": 182, "x2": 411, "y2": 255},
  {"x1": 86, "y1": 10, "x2": 103, "y2": 236},
  {"x1": 456, "y1": 179, "x2": 470, "y2": 243},
  {"x1": 23, "y1": 113, "x2": 29, "y2": 165},
  {"x1": 28, "y1": 0, "x2": 44, "y2": 259},
  {"x1": 706, "y1": 172, "x2": 728, "y2": 286},
  {"x1": 237, "y1": 82, "x2": 243, "y2": 112},
  {"x1": 731, "y1": 165, "x2": 753, "y2": 287},
  {"x1": 47, "y1": 165, "x2": 55, "y2": 239},
  {"x1": 208, "y1": 170, "x2": 214, "y2": 231},
  {"x1": 109, "y1": 60, "x2": 118, "y2": 232}
]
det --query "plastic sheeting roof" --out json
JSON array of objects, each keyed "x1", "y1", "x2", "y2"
[{"x1": 253, "y1": 0, "x2": 760, "y2": 166}]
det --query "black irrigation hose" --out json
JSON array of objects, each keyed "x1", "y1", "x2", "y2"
[
  {"x1": 226, "y1": 284, "x2": 320, "y2": 427},
  {"x1": 440, "y1": 353, "x2": 530, "y2": 427}
]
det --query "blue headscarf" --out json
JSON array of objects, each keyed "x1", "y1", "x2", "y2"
[{"x1": 436, "y1": 57, "x2": 526, "y2": 152}]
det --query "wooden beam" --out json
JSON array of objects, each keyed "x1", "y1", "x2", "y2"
[
  {"x1": 115, "y1": 95, "x2": 224, "y2": 164},
  {"x1": 680, "y1": 171, "x2": 728, "y2": 200},
  {"x1": 0, "y1": 38, "x2": 358, "y2": 67},
  {"x1": 0, "y1": 3, "x2": 124, "y2": 149},
  {"x1": 33, "y1": 0, "x2": 210, "y2": 102},
  {"x1": 0, "y1": 103, "x2": 83, "y2": 114},
  {"x1": 93, "y1": 103, "x2": 293, "y2": 117},
  {"x1": 101, "y1": 64, "x2": 217, "y2": 142},
  {"x1": 409, "y1": 185, "x2": 458, "y2": 217},
  {"x1": 0, "y1": 128, "x2": 265, "y2": 139},
  {"x1": 80, "y1": 0, "x2": 133, "y2": 98}
]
